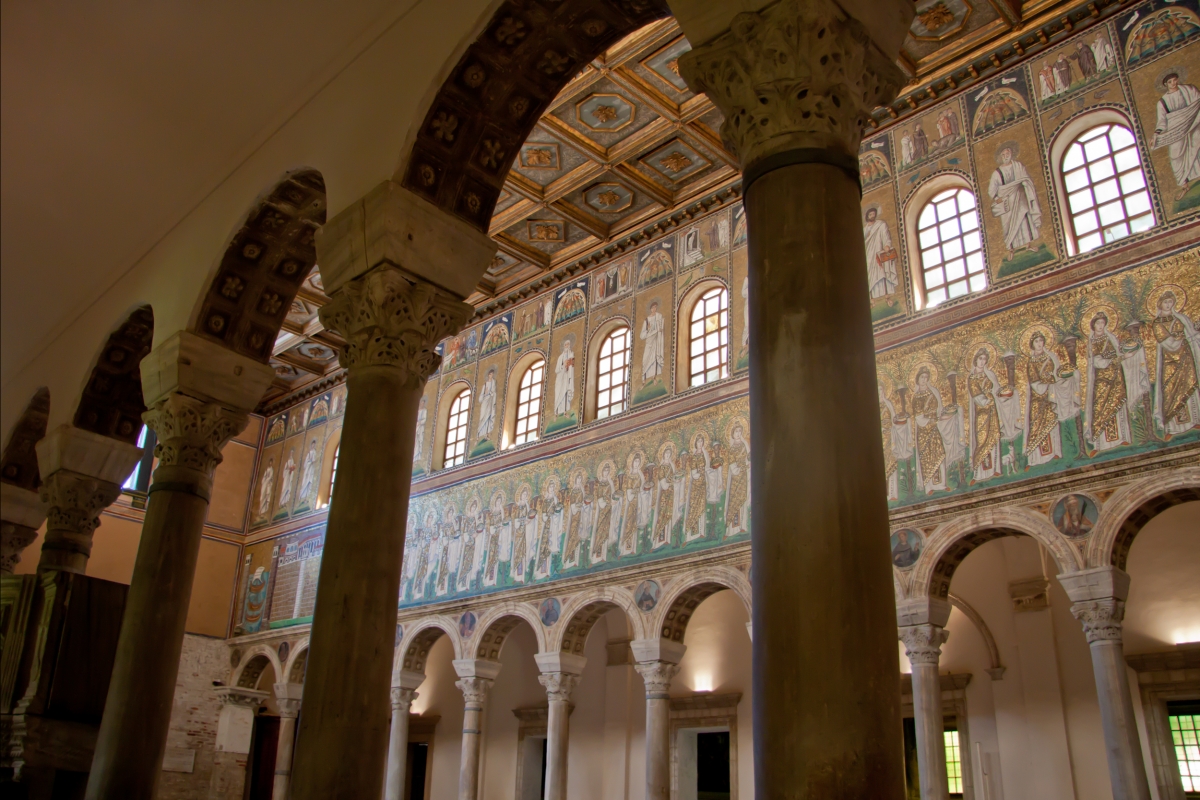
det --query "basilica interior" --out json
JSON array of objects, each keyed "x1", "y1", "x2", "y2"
[{"x1": 2, "y1": 1, "x2": 1199, "y2": 799}]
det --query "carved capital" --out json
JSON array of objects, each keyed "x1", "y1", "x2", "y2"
[
  {"x1": 1071, "y1": 599, "x2": 1125, "y2": 644},
  {"x1": 1, "y1": 521, "x2": 40, "y2": 574},
  {"x1": 277, "y1": 697, "x2": 303, "y2": 719},
  {"x1": 319, "y1": 264, "x2": 473, "y2": 385},
  {"x1": 40, "y1": 471, "x2": 120, "y2": 535},
  {"x1": 214, "y1": 686, "x2": 269, "y2": 709},
  {"x1": 678, "y1": 0, "x2": 904, "y2": 167},
  {"x1": 634, "y1": 660, "x2": 680, "y2": 699},
  {"x1": 144, "y1": 392, "x2": 249, "y2": 484},
  {"x1": 391, "y1": 686, "x2": 418, "y2": 712},
  {"x1": 899, "y1": 624, "x2": 949, "y2": 666},
  {"x1": 455, "y1": 676, "x2": 494, "y2": 706},
  {"x1": 538, "y1": 671, "x2": 582, "y2": 703}
]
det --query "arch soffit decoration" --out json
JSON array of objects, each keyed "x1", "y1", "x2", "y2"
[
  {"x1": 473, "y1": 603, "x2": 548, "y2": 659},
  {"x1": 1086, "y1": 468, "x2": 1200, "y2": 570},
  {"x1": 191, "y1": 170, "x2": 326, "y2": 364},
  {"x1": 909, "y1": 505, "x2": 1083, "y2": 599},
  {"x1": 1, "y1": 387, "x2": 51, "y2": 491},
  {"x1": 651, "y1": 564, "x2": 751, "y2": 643},
  {"x1": 398, "y1": 0, "x2": 671, "y2": 232},
  {"x1": 395, "y1": 616, "x2": 465, "y2": 677},
  {"x1": 283, "y1": 636, "x2": 311, "y2": 683},
  {"x1": 552, "y1": 585, "x2": 645, "y2": 654},
  {"x1": 73, "y1": 306, "x2": 154, "y2": 445},
  {"x1": 232, "y1": 645, "x2": 283, "y2": 688}
]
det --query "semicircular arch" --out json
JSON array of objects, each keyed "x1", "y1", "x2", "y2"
[
  {"x1": 283, "y1": 636, "x2": 311, "y2": 683},
  {"x1": 552, "y1": 585, "x2": 645, "y2": 654},
  {"x1": 232, "y1": 644, "x2": 283, "y2": 688},
  {"x1": 1087, "y1": 468, "x2": 1200, "y2": 570},
  {"x1": 473, "y1": 602, "x2": 548, "y2": 659},
  {"x1": 651, "y1": 565, "x2": 751, "y2": 643},
  {"x1": 395, "y1": 615, "x2": 464, "y2": 677},
  {"x1": 910, "y1": 506, "x2": 1083, "y2": 599}
]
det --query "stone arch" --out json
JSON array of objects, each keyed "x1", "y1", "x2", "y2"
[
  {"x1": 1086, "y1": 468, "x2": 1200, "y2": 570},
  {"x1": 1, "y1": 387, "x2": 51, "y2": 491},
  {"x1": 553, "y1": 585, "x2": 645, "y2": 654},
  {"x1": 232, "y1": 645, "x2": 282, "y2": 688},
  {"x1": 397, "y1": 0, "x2": 671, "y2": 232},
  {"x1": 910, "y1": 505, "x2": 1083, "y2": 599},
  {"x1": 73, "y1": 306, "x2": 154, "y2": 445},
  {"x1": 947, "y1": 593, "x2": 1004, "y2": 678},
  {"x1": 191, "y1": 169, "x2": 326, "y2": 363},
  {"x1": 284, "y1": 637, "x2": 310, "y2": 683},
  {"x1": 473, "y1": 603, "x2": 547, "y2": 660},
  {"x1": 651, "y1": 565, "x2": 751, "y2": 643},
  {"x1": 395, "y1": 616, "x2": 465, "y2": 676}
]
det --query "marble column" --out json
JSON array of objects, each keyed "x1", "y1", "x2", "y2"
[
  {"x1": 86, "y1": 332, "x2": 273, "y2": 800},
  {"x1": 536, "y1": 652, "x2": 586, "y2": 800},
  {"x1": 35, "y1": 424, "x2": 141, "y2": 573},
  {"x1": 384, "y1": 670, "x2": 425, "y2": 800},
  {"x1": 1060, "y1": 567, "x2": 1151, "y2": 800},
  {"x1": 273, "y1": 682, "x2": 304, "y2": 800},
  {"x1": 290, "y1": 182, "x2": 489, "y2": 800},
  {"x1": 632, "y1": 639, "x2": 685, "y2": 800},
  {"x1": 0, "y1": 482, "x2": 45, "y2": 574},
  {"x1": 898, "y1": 598, "x2": 952, "y2": 800},
  {"x1": 453, "y1": 659, "x2": 501, "y2": 800},
  {"x1": 678, "y1": 1, "x2": 911, "y2": 796}
]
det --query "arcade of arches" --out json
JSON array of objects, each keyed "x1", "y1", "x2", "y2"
[{"x1": 2, "y1": 1, "x2": 1199, "y2": 799}]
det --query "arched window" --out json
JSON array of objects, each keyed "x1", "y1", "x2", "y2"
[
  {"x1": 917, "y1": 187, "x2": 985, "y2": 308},
  {"x1": 514, "y1": 359, "x2": 545, "y2": 445},
  {"x1": 688, "y1": 286, "x2": 729, "y2": 387},
  {"x1": 596, "y1": 327, "x2": 631, "y2": 419},
  {"x1": 443, "y1": 388, "x2": 471, "y2": 467},
  {"x1": 1061, "y1": 123, "x2": 1154, "y2": 254},
  {"x1": 329, "y1": 444, "x2": 340, "y2": 493}
]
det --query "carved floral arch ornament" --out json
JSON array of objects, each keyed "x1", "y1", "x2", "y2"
[
  {"x1": 651, "y1": 565, "x2": 751, "y2": 643},
  {"x1": 907, "y1": 505, "x2": 1084, "y2": 599},
  {"x1": 399, "y1": 0, "x2": 671, "y2": 232},
  {"x1": 1085, "y1": 468, "x2": 1200, "y2": 570},
  {"x1": 192, "y1": 170, "x2": 326, "y2": 363},
  {"x1": 473, "y1": 604, "x2": 548, "y2": 660},
  {"x1": 552, "y1": 585, "x2": 645, "y2": 654},
  {"x1": 395, "y1": 616, "x2": 465, "y2": 679},
  {"x1": 73, "y1": 306, "x2": 154, "y2": 445}
]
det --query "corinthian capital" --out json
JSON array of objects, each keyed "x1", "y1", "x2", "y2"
[
  {"x1": 38, "y1": 471, "x2": 122, "y2": 572},
  {"x1": 456, "y1": 676, "x2": 494, "y2": 706},
  {"x1": 678, "y1": 0, "x2": 905, "y2": 168},
  {"x1": 1071, "y1": 599, "x2": 1125, "y2": 644},
  {"x1": 899, "y1": 624, "x2": 949, "y2": 666},
  {"x1": 634, "y1": 660, "x2": 680, "y2": 699},
  {"x1": 538, "y1": 671, "x2": 582, "y2": 702},
  {"x1": 319, "y1": 265, "x2": 473, "y2": 385},
  {"x1": 391, "y1": 686, "x2": 418, "y2": 712},
  {"x1": 144, "y1": 392, "x2": 249, "y2": 484}
]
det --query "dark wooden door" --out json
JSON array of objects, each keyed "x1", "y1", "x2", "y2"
[{"x1": 245, "y1": 714, "x2": 280, "y2": 800}]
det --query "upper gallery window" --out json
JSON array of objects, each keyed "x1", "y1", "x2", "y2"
[
  {"x1": 917, "y1": 187, "x2": 986, "y2": 308},
  {"x1": 689, "y1": 286, "x2": 730, "y2": 387},
  {"x1": 514, "y1": 359, "x2": 546, "y2": 445},
  {"x1": 444, "y1": 388, "x2": 471, "y2": 468},
  {"x1": 1062, "y1": 123, "x2": 1155, "y2": 254},
  {"x1": 596, "y1": 327, "x2": 632, "y2": 420}
]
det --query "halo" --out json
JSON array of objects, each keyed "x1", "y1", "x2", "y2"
[
  {"x1": 1148, "y1": 283, "x2": 1189, "y2": 317},
  {"x1": 688, "y1": 429, "x2": 709, "y2": 450},
  {"x1": 567, "y1": 466, "x2": 588, "y2": 487},
  {"x1": 625, "y1": 448, "x2": 648, "y2": 471},
  {"x1": 725, "y1": 416, "x2": 749, "y2": 445},
  {"x1": 995, "y1": 140, "x2": 1020, "y2": 163},
  {"x1": 909, "y1": 360, "x2": 940, "y2": 390},
  {"x1": 1157, "y1": 66, "x2": 1187, "y2": 90},
  {"x1": 1020, "y1": 322, "x2": 1057, "y2": 353},
  {"x1": 560, "y1": 333, "x2": 575, "y2": 348},
  {"x1": 540, "y1": 474, "x2": 561, "y2": 494},
  {"x1": 596, "y1": 458, "x2": 617, "y2": 479},
  {"x1": 514, "y1": 481, "x2": 534, "y2": 502},
  {"x1": 965, "y1": 339, "x2": 1002, "y2": 371},
  {"x1": 864, "y1": 203, "x2": 882, "y2": 219},
  {"x1": 656, "y1": 439, "x2": 678, "y2": 464},
  {"x1": 488, "y1": 489, "x2": 507, "y2": 508},
  {"x1": 1084, "y1": 302, "x2": 1121, "y2": 335}
]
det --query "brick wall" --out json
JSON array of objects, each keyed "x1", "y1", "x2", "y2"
[{"x1": 155, "y1": 634, "x2": 229, "y2": 800}]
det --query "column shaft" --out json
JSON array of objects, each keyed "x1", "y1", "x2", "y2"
[
  {"x1": 634, "y1": 659, "x2": 679, "y2": 800},
  {"x1": 911, "y1": 662, "x2": 948, "y2": 800},
  {"x1": 384, "y1": 687, "x2": 416, "y2": 800},
  {"x1": 274, "y1": 714, "x2": 299, "y2": 800},
  {"x1": 545, "y1": 697, "x2": 571, "y2": 800},
  {"x1": 456, "y1": 678, "x2": 491, "y2": 800},
  {"x1": 292, "y1": 367, "x2": 420, "y2": 798}
]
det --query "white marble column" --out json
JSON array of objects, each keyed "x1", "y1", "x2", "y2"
[
  {"x1": 1060, "y1": 567, "x2": 1151, "y2": 800},
  {"x1": 899, "y1": 631, "x2": 949, "y2": 799},
  {"x1": 383, "y1": 670, "x2": 424, "y2": 800},
  {"x1": 0, "y1": 482, "x2": 45, "y2": 574},
  {"x1": 454, "y1": 659, "x2": 501, "y2": 800},
  {"x1": 35, "y1": 424, "x2": 141, "y2": 573},
  {"x1": 677, "y1": 2, "x2": 912, "y2": 795},
  {"x1": 632, "y1": 639, "x2": 685, "y2": 800},
  {"x1": 273, "y1": 682, "x2": 304, "y2": 800},
  {"x1": 536, "y1": 652, "x2": 586, "y2": 800},
  {"x1": 87, "y1": 333, "x2": 272, "y2": 800},
  {"x1": 290, "y1": 183, "x2": 490, "y2": 800}
]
